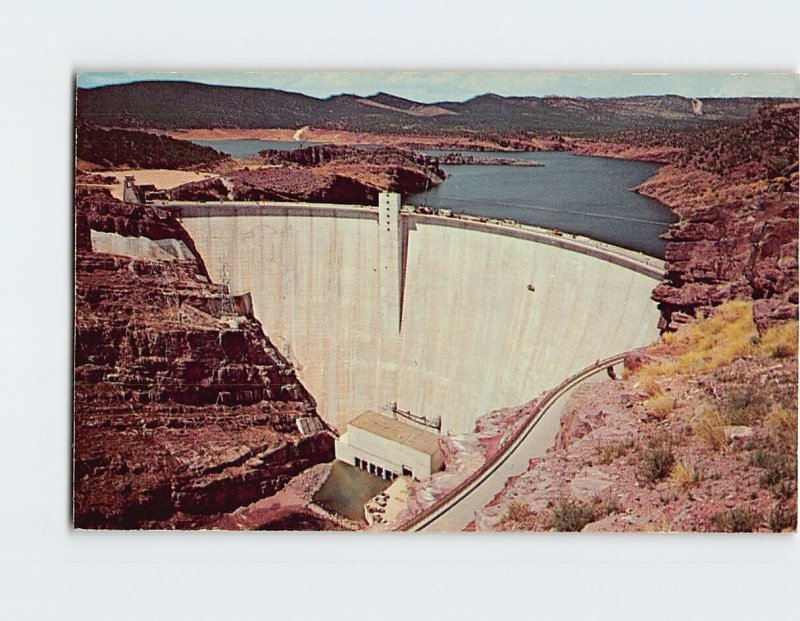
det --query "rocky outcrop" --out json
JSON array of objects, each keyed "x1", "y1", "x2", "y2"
[
  {"x1": 434, "y1": 152, "x2": 543, "y2": 166},
  {"x1": 634, "y1": 104, "x2": 799, "y2": 332},
  {"x1": 74, "y1": 191, "x2": 334, "y2": 529},
  {"x1": 168, "y1": 145, "x2": 446, "y2": 205},
  {"x1": 76, "y1": 187, "x2": 210, "y2": 276}
]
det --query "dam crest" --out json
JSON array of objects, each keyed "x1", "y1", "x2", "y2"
[{"x1": 165, "y1": 194, "x2": 664, "y2": 435}]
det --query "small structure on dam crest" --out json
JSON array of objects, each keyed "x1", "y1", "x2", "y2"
[{"x1": 335, "y1": 410, "x2": 444, "y2": 479}]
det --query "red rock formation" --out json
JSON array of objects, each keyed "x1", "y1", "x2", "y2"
[
  {"x1": 634, "y1": 104, "x2": 799, "y2": 332},
  {"x1": 168, "y1": 145, "x2": 445, "y2": 205},
  {"x1": 74, "y1": 190, "x2": 335, "y2": 529}
]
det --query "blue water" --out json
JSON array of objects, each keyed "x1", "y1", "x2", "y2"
[
  {"x1": 412, "y1": 150, "x2": 675, "y2": 258},
  {"x1": 192, "y1": 140, "x2": 675, "y2": 257}
]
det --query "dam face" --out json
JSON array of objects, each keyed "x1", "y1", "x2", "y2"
[{"x1": 177, "y1": 199, "x2": 662, "y2": 434}]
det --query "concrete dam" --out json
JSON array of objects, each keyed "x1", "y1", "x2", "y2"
[{"x1": 172, "y1": 195, "x2": 663, "y2": 436}]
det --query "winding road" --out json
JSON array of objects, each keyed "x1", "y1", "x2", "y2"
[{"x1": 399, "y1": 354, "x2": 628, "y2": 532}]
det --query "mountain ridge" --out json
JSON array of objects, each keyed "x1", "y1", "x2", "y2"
[{"x1": 77, "y1": 80, "x2": 790, "y2": 135}]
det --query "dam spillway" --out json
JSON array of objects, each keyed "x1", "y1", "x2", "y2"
[{"x1": 173, "y1": 197, "x2": 663, "y2": 435}]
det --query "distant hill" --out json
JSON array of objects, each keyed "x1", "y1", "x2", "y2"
[
  {"x1": 76, "y1": 124, "x2": 228, "y2": 169},
  {"x1": 76, "y1": 80, "x2": 790, "y2": 136}
]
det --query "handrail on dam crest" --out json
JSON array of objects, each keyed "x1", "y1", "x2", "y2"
[{"x1": 393, "y1": 351, "x2": 631, "y2": 532}]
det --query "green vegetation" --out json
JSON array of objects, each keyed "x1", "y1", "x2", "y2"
[
  {"x1": 639, "y1": 437, "x2": 675, "y2": 484},
  {"x1": 77, "y1": 124, "x2": 228, "y2": 169},
  {"x1": 549, "y1": 499, "x2": 598, "y2": 532},
  {"x1": 76, "y1": 81, "x2": 783, "y2": 136},
  {"x1": 711, "y1": 508, "x2": 761, "y2": 533},
  {"x1": 595, "y1": 439, "x2": 635, "y2": 465}
]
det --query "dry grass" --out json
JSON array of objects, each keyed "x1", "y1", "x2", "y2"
[
  {"x1": 757, "y1": 320, "x2": 798, "y2": 359},
  {"x1": 638, "y1": 301, "x2": 759, "y2": 378},
  {"x1": 647, "y1": 393, "x2": 677, "y2": 420},
  {"x1": 766, "y1": 406, "x2": 798, "y2": 449},
  {"x1": 669, "y1": 460, "x2": 703, "y2": 487},
  {"x1": 596, "y1": 439, "x2": 635, "y2": 465},
  {"x1": 637, "y1": 303, "x2": 797, "y2": 381},
  {"x1": 641, "y1": 377, "x2": 663, "y2": 397},
  {"x1": 692, "y1": 405, "x2": 729, "y2": 451}
]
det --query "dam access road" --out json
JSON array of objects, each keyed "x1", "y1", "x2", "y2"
[{"x1": 162, "y1": 195, "x2": 665, "y2": 438}]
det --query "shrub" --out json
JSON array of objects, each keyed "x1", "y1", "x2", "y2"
[
  {"x1": 720, "y1": 385, "x2": 769, "y2": 426},
  {"x1": 768, "y1": 504, "x2": 797, "y2": 532},
  {"x1": 500, "y1": 501, "x2": 537, "y2": 527},
  {"x1": 750, "y1": 450, "x2": 797, "y2": 489},
  {"x1": 640, "y1": 439, "x2": 675, "y2": 484},
  {"x1": 712, "y1": 508, "x2": 761, "y2": 533},
  {"x1": 647, "y1": 393, "x2": 677, "y2": 420},
  {"x1": 550, "y1": 499, "x2": 597, "y2": 532},
  {"x1": 670, "y1": 461, "x2": 703, "y2": 487},
  {"x1": 596, "y1": 439, "x2": 635, "y2": 465}
]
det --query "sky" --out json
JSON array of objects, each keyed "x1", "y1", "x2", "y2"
[{"x1": 75, "y1": 71, "x2": 800, "y2": 102}]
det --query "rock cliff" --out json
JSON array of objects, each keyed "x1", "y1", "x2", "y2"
[
  {"x1": 634, "y1": 104, "x2": 799, "y2": 332},
  {"x1": 73, "y1": 189, "x2": 334, "y2": 529},
  {"x1": 167, "y1": 145, "x2": 445, "y2": 204}
]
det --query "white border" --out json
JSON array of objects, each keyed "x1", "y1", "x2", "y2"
[{"x1": 0, "y1": 1, "x2": 798, "y2": 618}]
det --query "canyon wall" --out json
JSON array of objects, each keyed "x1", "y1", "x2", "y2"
[{"x1": 74, "y1": 190, "x2": 335, "y2": 528}]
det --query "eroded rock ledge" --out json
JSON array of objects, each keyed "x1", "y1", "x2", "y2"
[{"x1": 74, "y1": 189, "x2": 334, "y2": 529}]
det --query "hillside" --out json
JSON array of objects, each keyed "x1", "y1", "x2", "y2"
[
  {"x1": 472, "y1": 301, "x2": 797, "y2": 533},
  {"x1": 632, "y1": 103, "x2": 799, "y2": 332},
  {"x1": 76, "y1": 124, "x2": 229, "y2": 169},
  {"x1": 75, "y1": 80, "x2": 788, "y2": 135}
]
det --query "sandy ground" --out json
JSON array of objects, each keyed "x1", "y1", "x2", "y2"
[
  {"x1": 161, "y1": 126, "x2": 546, "y2": 151},
  {"x1": 96, "y1": 169, "x2": 217, "y2": 200},
  {"x1": 165, "y1": 128, "x2": 297, "y2": 141}
]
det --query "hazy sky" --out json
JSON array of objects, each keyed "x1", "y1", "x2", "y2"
[{"x1": 76, "y1": 71, "x2": 800, "y2": 102}]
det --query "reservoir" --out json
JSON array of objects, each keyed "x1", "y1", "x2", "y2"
[
  {"x1": 413, "y1": 150, "x2": 674, "y2": 258},
  {"x1": 191, "y1": 140, "x2": 675, "y2": 258}
]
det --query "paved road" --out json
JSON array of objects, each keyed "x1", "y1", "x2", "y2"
[{"x1": 407, "y1": 358, "x2": 625, "y2": 532}]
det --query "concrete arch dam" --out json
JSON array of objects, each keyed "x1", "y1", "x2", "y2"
[{"x1": 170, "y1": 195, "x2": 663, "y2": 435}]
